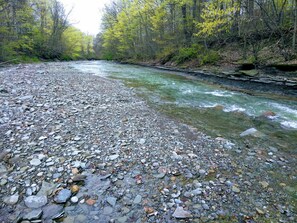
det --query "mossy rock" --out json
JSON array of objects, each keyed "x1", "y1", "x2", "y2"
[
  {"x1": 239, "y1": 69, "x2": 259, "y2": 76},
  {"x1": 271, "y1": 64, "x2": 297, "y2": 71}
]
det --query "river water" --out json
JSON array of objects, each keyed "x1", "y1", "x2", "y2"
[{"x1": 72, "y1": 61, "x2": 297, "y2": 153}]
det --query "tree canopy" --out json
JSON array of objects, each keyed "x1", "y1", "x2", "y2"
[
  {"x1": 0, "y1": 0, "x2": 95, "y2": 62},
  {"x1": 97, "y1": 0, "x2": 297, "y2": 65}
]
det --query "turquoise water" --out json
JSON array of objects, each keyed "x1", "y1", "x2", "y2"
[{"x1": 72, "y1": 61, "x2": 297, "y2": 152}]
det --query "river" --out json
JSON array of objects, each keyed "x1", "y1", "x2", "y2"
[{"x1": 72, "y1": 61, "x2": 297, "y2": 153}]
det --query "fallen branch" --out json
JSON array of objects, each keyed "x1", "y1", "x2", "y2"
[{"x1": 0, "y1": 59, "x2": 18, "y2": 65}]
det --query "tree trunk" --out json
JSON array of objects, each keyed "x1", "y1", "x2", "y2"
[
  {"x1": 182, "y1": 4, "x2": 191, "y2": 45},
  {"x1": 293, "y1": 0, "x2": 297, "y2": 52},
  {"x1": 248, "y1": 0, "x2": 254, "y2": 17}
]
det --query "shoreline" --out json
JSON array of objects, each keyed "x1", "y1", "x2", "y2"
[{"x1": 118, "y1": 61, "x2": 297, "y2": 99}]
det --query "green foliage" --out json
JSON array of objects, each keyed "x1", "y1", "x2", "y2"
[
  {"x1": 172, "y1": 44, "x2": 220, "y2": 65},
  {"x1": 202, "y1": 50, "x2": 220, "y2": 65},
  {"x1": 0, "y1": 0, "x2": 95, "y2": 62},
  {"x1": 196, "y1": 0, "x2": 239, "y2": 38},
  {"x1": 174, "y1": 46, "x2": 200, "y2": 64}
]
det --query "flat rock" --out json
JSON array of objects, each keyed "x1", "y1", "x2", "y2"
[
  {"x1": 25, "y1": 195, "x2": 47, "y2": 208},
  {"x1": 172, "y1": 206, "x2": 192, "y2": 219},
  {"x1": 54, "y1": 189, "x2": 71, "y2": 203},
  {"x1": 37, "y1": 181, "x2": 56, "y2": 196},
  {"x1": 72, "y1": 174, "x2": 87, "y2": 182},
  {"x1": 107, "y1": 196, "x2": 117, "y2": 207},
  {"x1": 42, "y1": 204, "x2": 64, "y2": 220},
  {"x1": 23, "y1": 209, "x2": 43, "y2": 220}
]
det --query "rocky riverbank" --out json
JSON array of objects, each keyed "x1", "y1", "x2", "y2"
[{"x1": 0, "y1": 62, "x2": 296, "y2": 223}]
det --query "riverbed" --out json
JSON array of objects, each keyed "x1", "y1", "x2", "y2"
[{"x1": 0, "y1": 62, "x2": 296, "y2": 222}]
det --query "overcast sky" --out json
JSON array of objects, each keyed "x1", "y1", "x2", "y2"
[{"x1": 59, "y1": 0, "x2": 112, "y2": 35}]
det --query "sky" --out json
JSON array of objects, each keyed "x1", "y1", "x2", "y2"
[{"x1": 59, "y1": 0, "x2": 112, "y2": 36}]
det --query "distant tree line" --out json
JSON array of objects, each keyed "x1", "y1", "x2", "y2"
[
  {"x1": 97, "y1": 0, "x2": 297, "y2": 66},
  {"x1": 0, "y1": 0, "x2": 95, "y2": 62}
]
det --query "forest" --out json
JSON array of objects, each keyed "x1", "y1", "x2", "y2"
[
  {"x1": 97, "y1": 0, "x2": 297, "y2": 67},
  {"x1": 1, "y1": 0, "x2": 297, "y2": 67},
  {"x1": 0, "y1": 0, "x2": 94, "y2": 62}
]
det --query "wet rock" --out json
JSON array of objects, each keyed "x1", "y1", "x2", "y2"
[
  {"x1": 172, "y1": 206, "x2": 192, "y2": 219},
  {"x1": 107, "y1": 196, "x2": 117, "y2": 207},
  {"x1": 42, "y1": 204, "x2": 64, "y2": 220},
  {"x1": 72, "y1": 174, "x2": 87, "y2": 182},
  {"x1": 3, "y1": 193, "x2": 19, "y2": 205},
  {"x1": 23, "y1": 209, "x2": 43, "y2": 220},
  {"x1": 25, "y1": 195, "x2": 47, "y2": 208},
  {"x1": 54, "y1": 189, "x2": 71, "y2": 203},
  {"x1": 240, "y1": 128, "x2": 258, "y2": 137}
]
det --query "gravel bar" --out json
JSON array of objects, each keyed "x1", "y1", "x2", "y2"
[{"x1": 0, "y1": 62, "x2": 296, "y2": 223}]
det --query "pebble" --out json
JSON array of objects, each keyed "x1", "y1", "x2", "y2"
[
  {"x1": 0, "y1": 178, "x2": 7, "y2": 186},
  {"x1": 70, "y1": 196, "x2": 79, "y2": 203},
  {"x1": 3, "y1": 193, "x2": 19, "y2": 205},
  {"x1": 172, "y1": 206, "x2": 192, "y2": 219},
  {"x1": 109, "y1": 154, "x2": 119, "y2": 160},
  {"x1": 232, "y1": 186, "x2": 240, "y2": 193},
  {"x1": 133, "y1": 195, "x2": 142, "y2": 204},
  {"x1": 30, "y1": 158, "x2": 41, "y2": 166}
]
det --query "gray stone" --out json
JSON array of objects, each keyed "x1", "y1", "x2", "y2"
[
  {"x1": 103, "y1": 206, "x2": 113, "y2": 215},
  {"x1": 23, "y1": 209, "x2": 43, "y2": 220},
  {"x1": 117, "y1": 216, "x2": 128, "y2": 223},
  {"x1": 107, "y1": 196, "x2": 117, "y2": 207},
  {"x1": 153, "y1": 173, "x2": 166, "y2": 179},
  {"x1": 0, "y1": 178, "x2": 7, "y2": 186},
  {"x1": 133, "y1": 195, "x2": 142, "y2": 204},
  {"x1": 37, "y1": 181, "x2": 56, "y2": 196},
  {"x1": 109, "y1": 154, "x2": 119, "y2": 161},
  {"x1": 42, "y1": 204, "x2": 64, "y2": 220},
  {"x1": 172, "y1": 206, "x2": 192, "y2": 219},
  {"x1": 30, "y1": 158, "x2": 41, "y2": 166},
  {"x1": 0, "y1": 163, "x2": 7, "y2": 174},
  {"x1": 202, "y1": 204, "x2": 210, "y2": 210},
  {"x1": 3, "y1": 193, "x2": 19, "y2": 205},
  {"x1": 25, "y1": 195, "x2": 47, "y2": 208},
  {"x1": 54, "y1": 189, "x2": 71, "y2": 203},
  {"x1": 191, "y1": 188, "x2": 202, "y2": 195}
]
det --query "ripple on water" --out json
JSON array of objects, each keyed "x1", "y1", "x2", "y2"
[{"x1": 280, "y1": 121, "x2": 297, "y2": 129}]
